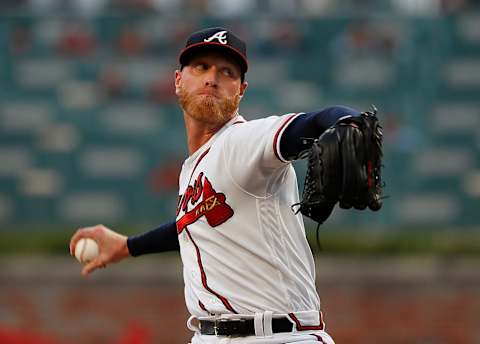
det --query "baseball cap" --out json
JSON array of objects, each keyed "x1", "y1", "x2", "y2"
[{"x1": 178, "y1": 27, "x2": 248, "y2": 76}]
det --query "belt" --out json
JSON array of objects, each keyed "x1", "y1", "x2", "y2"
[{"x1": 199, "y1": 317, "x2": 293, "y2": 336}]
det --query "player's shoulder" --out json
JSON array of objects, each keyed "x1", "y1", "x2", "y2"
[{"x1": 227, "y1": 113, "x2": 299, "y2": 132}]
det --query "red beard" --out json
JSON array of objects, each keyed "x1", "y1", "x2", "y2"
[{"x1": 178, "y1": 86, "x2": 241, "y2": 126}]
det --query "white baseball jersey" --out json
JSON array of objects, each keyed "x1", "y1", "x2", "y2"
[{"x1": 176, "y1": 113, "x2": 323, "y2": 329}]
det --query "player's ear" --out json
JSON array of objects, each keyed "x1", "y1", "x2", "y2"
[
  {"x1": 174, "y1": 70, "x2": 182, "y2": 95},
  {"x1": 239, "y1": 81, "x2": 248, "y2": 98}
]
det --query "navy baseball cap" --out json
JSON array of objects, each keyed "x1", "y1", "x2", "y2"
[{"x1": 179, "y1": 27, "x2": 248, "y2": 75}]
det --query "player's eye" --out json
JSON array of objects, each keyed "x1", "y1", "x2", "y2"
[
  {"x1": 195, "y1": 63, "x2": 208, "y2": 71},
  {"x1": 222, "y1": 68, "x2": 232, "y2": 77}
]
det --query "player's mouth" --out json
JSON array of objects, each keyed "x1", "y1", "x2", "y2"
[{"x1": 197, "y1": 90, "x2": 219, "y2": 97}]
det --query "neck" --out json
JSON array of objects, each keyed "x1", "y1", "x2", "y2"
[{"x1": 183, "y1": 112, "x2": 233, "y2": 155}]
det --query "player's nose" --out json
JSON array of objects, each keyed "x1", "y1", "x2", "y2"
[{"x1": 204, "y1": 66, "x2": 219, "y2": 87}]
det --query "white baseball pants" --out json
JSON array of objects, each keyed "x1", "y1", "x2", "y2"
[{"x1": 190, "y1": 330, "x2": 334, "y2": 343}]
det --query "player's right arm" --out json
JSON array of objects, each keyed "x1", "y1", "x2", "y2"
[
  {"x1": 69, "y1": 220, "x2": 179, "y2": 276},
  {"x1": 126, "y1": 220, "x2": 179, "y2": 255}
]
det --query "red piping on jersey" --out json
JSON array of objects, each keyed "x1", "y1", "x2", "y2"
[
  {"x1": 288, "y1": 312, "x2": 325, "y2": 331},
  {"x1": 186, "y1": 229, "x2": 238, "y2": 314},
  {"x1": 175, "y1": 147, "x2": 211, "y2": 221},
  {"x1": 199, "y1": 300, "x2": 208, "y2": 313},
  {"x1": 189, "y1": 148, "x2": 211, "y2": 184},
  {"x1": 273, "y1": 114, "x2": 297, "y2": 162},
  {"x1": 311, "y1": 334, "x2": 325, "y2": 342}
]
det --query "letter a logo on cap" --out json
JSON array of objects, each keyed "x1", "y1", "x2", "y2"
[{"x1": 204, "y1": 30, "x2": 228, "y2": 45}]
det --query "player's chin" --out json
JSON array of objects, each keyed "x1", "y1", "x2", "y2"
[
  {"x1": 197, "y1": 94, "x2": 222, "y2": 108},
  {"x1": 197, "y1": 111, "x2": 228, "y2": 126},
  {"x1": 193, "y1": 102, "x2": 225, "y2": 121}
]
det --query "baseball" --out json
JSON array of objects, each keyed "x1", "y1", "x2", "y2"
[{"x1": 74, "y1": 238, "x2": 99, "y2": 263}]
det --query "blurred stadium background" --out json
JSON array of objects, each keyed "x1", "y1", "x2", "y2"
[{"x1": 1, "y1": 0, "x2": 480, "y2": 343}]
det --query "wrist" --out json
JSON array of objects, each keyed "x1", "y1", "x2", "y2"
[{"x1": 122, "y1": 236, "x2": 131, "y2": 257}]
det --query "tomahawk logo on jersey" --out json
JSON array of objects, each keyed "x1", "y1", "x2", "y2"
[{"x1": 176, "y1": 172, "x2": 234, "y2": 234}]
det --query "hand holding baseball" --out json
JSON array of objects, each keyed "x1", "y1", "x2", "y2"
[{"x1": 69, "y1": 224, "x2": 130, "y2": 276}]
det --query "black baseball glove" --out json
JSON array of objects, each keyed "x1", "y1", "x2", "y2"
[{"x1": 293, "y1": 106, "x2": 384, "y2": 226}]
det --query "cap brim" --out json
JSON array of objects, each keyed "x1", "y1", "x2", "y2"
[{"x1": 179, "y1": 42, "x2": 248, "y2": 74}]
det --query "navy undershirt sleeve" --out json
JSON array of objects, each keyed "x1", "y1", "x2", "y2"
[
  {"x1": 280, "y1": 105, "x2": 361, "y2": 161},
  {"x1": 127, "y1": 219, "x2": 179, "y2": 256}
]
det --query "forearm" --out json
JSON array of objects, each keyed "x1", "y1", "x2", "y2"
[
  {"x1": 280, "y1": 105, "x2": 361, "y2": 161},
  {"x1": 127, "y1": 219, "x2": 180, "y2": 256}
]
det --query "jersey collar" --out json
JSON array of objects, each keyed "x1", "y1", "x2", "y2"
[{"x1": 183, "y1": 113, "x2": 246, "y2": 164}]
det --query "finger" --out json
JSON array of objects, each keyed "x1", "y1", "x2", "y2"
[
  {"x1": 70, "y1": 229, "x2": 87, "y2": 256},
  {"x1": 81, "y1": 264, "x2": 95, "y2": 277},
  {"x1": 69, "y1": 226, "x2": 96, "y2": 256},
  {"x1": 81, "y1": 257, "x2": 105, "y2": 276}
]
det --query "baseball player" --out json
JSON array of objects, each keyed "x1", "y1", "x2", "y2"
[{"x1": 70, "y1": 27, "x2": 383, "y2": 344}]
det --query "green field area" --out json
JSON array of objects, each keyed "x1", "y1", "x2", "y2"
[{"x1": 1, "y1": 226, "x2": 479, "y2": 256}]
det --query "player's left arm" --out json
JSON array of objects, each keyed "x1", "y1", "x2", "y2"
[
  {"x1": 222, "y1": 105, "x2": 362, "y2": 196},
  {"x1": 279, "y1": 105, "x2": 361, "y2": 161}
]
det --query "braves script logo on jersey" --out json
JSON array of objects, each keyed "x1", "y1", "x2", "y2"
[
  {"x1": 176, "y1": 172, "x2": 233, "y2": 233},
  {"x1": 203, "y1": 30, "x2": 228, "y2": 44}
]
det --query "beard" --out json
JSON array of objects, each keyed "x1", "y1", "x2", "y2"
[{"x1": 177, "y1": 85, "x2": 241, "y2": 126}]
